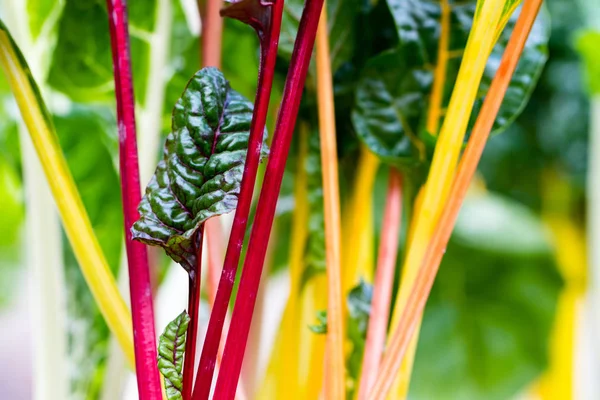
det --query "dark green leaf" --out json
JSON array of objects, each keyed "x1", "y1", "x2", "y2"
[
  {"x1": 346, "y1": 279, "x2": 373, "y2": 398},
  {"x1": 351, "y1": 48, "x2": 432, "y2": 168},
  {"x1": 300, "y1": 130, "x2": 326, "y2": 287},
  {"x1": 355, "y1": 1, "x2": 548, "y2": 166},
  {"x1": 132, "y1": 67, "x2": 267, "y2": 272},
  {"x1": 410, "y1": 193, "x2": 562, "y2": 400},
  {"x1": 158, "y1": 311, "x2": 191, "y2": 400},
  {"x1": 470, "y1": 6, "x2": 550, "y2": 135}
]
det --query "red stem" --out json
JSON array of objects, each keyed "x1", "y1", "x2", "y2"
[
  {"x1": 357, "y1": 169, "x2": 402, "y2": 400},
  {"x1": 105, "y1": 1, "x2": 161, "y2": 398},
  {"x1": 192, "y1": 0, "x2": 284, "y2": 398},
  {"x1": 213, "y1": 0, "x2": 325, "y2": 397},
  {"x1": 182, "y1": 230, "x2": 205, "y2": 399}
]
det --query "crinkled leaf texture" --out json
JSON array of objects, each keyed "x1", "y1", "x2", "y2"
[
  {"x1": 352, "y1": 1, "x2": 548, "y2": 167},
  {"x1": 132, "y1": 67, "x2": 267, "y2": 272},
  {"x1": 158, "y1": 311, "x2": 190, "y2": 400}
]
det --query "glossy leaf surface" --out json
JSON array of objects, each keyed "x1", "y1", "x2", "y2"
[
  {"x1": 352, "y1": 1, "x2": 548, "y2": 166},
  {"x1": 132, "y1": 67, "x2": 266, "y2": 272},
  {"x1": 158, "y1": 311, "x2": 190, "y2": 400}
]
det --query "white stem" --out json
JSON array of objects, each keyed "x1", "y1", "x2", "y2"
[
  {"x1": 100, "y1": 252, "x2": 131, "y2": 400},
  {"x1": 2, "y1": 1, "x2": 69, "y2": 399},
  {"x1": 588, "y1": 96, "x2": 600, "y2": 364},
  {"x1": 20, "y1": 128, "x2": 69, "y2": 400}
]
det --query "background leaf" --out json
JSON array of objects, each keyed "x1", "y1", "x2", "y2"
[{"x1": 410, "y1": 193, "x2": 562, "y2": 400}]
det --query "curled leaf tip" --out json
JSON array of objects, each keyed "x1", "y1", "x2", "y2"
[
  {"x1": 132, "y1": 67, "x2": 267, "y2": 273},
  {"x1": 220, "y1": 0, "x2": 276, "y2": 36}
]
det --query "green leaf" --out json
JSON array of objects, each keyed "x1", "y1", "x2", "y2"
[
  {"x1": 132, "y1": 67, "x2": 267, "y2": 272},
  {"x1": 351, "y1": 48, "x2": 432, "y2": 168},
  {"x1": 410, "y1": 193, "x2": 562, "y2": 400},
  {"x1": 300, "y1": 130, "x2": 326, "y2": 287},
  {"x1": 346, "y1": 279, "x2": 372, "y2": 388},
  {"x1": 353, "y1": 1, "x2": 548, "y2": 166},
  {"x1": 308, "y1": 310, "x2": 328, "y2": 334},
  {"x1": 158, "y1": 311, "x2": 191, "y2": 400},
  {"x1": 47, "y1": 0, "x2": 114, "y2": 102},
  {"x1": 470, "y1": 6, "x2": 550, "y2": 135},
  {"x1": 26, "y1": 0, "x2": 64, "y2": 41},
  {"x1": 576, "y1": 29, "x2": 600, "y2": 95}
]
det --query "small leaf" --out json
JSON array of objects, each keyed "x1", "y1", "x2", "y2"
[
  {"x1": 132, "y1": 67, "x2": 267, "y2": 272},
  {"x1": 158, "y1": 311, "x2": 191, "y2": 400},
  {"x1": 308, "y1": 310, "x2": 328, "y2": 334}
]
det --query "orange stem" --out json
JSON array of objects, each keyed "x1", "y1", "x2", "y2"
[
  {"x1": 426, "y1": 0, "x2": 450, "y2": 135},
  {"x1": 367, "y1": 1, "x2": 543, "y2": 398},
  {"x1": 316, "y1": 7, "x2": 346, "y2": 399},
  {"x1": 357, "y1": 169, "x2": 402, "y2": 400},
  {"x1": 199, "y1": 0, "x2": 223, "y2": 68}
]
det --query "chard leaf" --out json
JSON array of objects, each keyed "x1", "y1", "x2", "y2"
[
  {"x1": 351, "y1": 48, "x2": 432, "y2": 168},
  {"x1": 158, "y1": 311, "x2": 191, "y2": 400},
  {"x1": 353, "y1": 1, "x2": 548, "y2": 166},
  {"x1": 132, "y1": 67, "x2": 267, "y2": 272}
]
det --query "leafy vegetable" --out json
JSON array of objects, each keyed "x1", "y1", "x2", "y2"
[
  {"x1": 132, "y1": 67, "x2": 266, "y2": 272},
  {"x1": 352, "y1": 2, "x2": 549, "y2": 167},
  {"x1": 158, "y1": 311, "x2": 191, "y2": 400}
]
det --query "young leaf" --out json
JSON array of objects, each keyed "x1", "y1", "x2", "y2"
[
  {"x1": 132, "y1": 67, "x2": 267, "y2": 272},
  {"x1": 158, "y1": 311, "x2": 191, "y2": 400}
]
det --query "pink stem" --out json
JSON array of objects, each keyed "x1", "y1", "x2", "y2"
[
  {"x1": 357, "y1": 169, "x2": 402, "y2": 400},
  {"x1": 192, "y1": 0, "x2": 284, "y2": 397},
  {"x1": 213, "y1": 0, "x2": 325, "y2": 398},
  {"x1": 105, "y1": 1, "x2": 161, "y2": 398}
]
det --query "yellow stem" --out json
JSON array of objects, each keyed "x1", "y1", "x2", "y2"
[
  {"x1": 342, "y1": 147, "x2": 379, "y2": 291},
  {"x1": 0, "y1": 25, "x2": 134, "y2": 367},
  {"x1": 316, "y1": 7, "x2": 346, "y2": 399},
  {"x1": 388, "y1": 1, "x2": 506, "y2": 397},
  {"x1": 426, "y1": 0, "x2": 451, "y2": 135}
]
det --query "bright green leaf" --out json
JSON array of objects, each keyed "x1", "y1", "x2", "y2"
[
  {"x1": 576, "y1": 29, "x2": 600, "y2": 95},
  {"x1": 158, "y1": 311, "x2": 191, "y2": 400},
  {"x1": 132, "y1": 67, "x2": 267, "y2": 272}
]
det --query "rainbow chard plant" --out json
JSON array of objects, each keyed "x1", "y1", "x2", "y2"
[{"x1": 0, "y1": 0, "x2": 581, "y2": 398}]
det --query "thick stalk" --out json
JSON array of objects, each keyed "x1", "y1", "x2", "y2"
[
  {"x1": 193, "y1": 0, "x2": 285, "y2": 396},
  {"x1": 316, "y1": 9, "x2": 345, "y2": 399},
  {"x1": 357, "y1": 169, "x2": 402, "y2": 400},
  {"x1": 213, "y1": 0, "x2": 325, "y2": 397},
  {"x1": 369, "y1": 2, "x2": 542, "y2": 398},
  {"x1": 0, "y1": 20, "x2": 134, "y2": 366},
  {"x1": 106, "y1": 1, "x2": 161, "y2": 397},
  {"x1": 342, "y1": 147, "x2": 378, "y2": 291}
]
